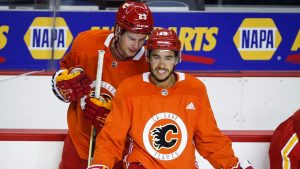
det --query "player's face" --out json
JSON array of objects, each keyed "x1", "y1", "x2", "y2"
[
  {"x1": 118, "y1": 31, "x2": 147, "y2": 58},
  {"x1": 149, "y1": 49, "x2": 178, "y2": 83}
]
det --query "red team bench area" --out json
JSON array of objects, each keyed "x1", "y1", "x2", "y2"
[{"x1": 0, "y1": 129, "x2": 273, "y2": 142}]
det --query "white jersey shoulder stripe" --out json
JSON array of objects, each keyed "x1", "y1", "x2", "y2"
[
  {"x1": 176, "y1": 72, "x2": 185, "y2": 82},
  {"x1": 143, "y1": 72, "x2": 151, "y2": 83},
  {"x1": 132, "y1": 46, "x2": 145, "y2": 60},
  {"x1": 104, "y1": 33, "x2": 114, "y2": 47}
]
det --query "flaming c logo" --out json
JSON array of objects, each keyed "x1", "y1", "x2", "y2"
[
  {"x1": 151, "y1": 124, "x2": 179, "y2": 150},
  {"x1": 143, "y1": 112, "x2": 187, "y2": 161}
]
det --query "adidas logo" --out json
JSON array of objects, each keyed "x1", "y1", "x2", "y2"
[{"x1": 186, "y1": 102, "x2": 195, "y2": 110}]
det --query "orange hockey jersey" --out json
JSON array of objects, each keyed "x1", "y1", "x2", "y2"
[
  {"x1": 93, "y1": 72, "x2": 239, "y2": 169},
  {"x1": 59, "y1": 30, "x2": 149, "y2": 159}
]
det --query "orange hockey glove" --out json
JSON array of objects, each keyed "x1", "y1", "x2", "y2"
[
  {"x1": 232, "y1": 160, "x2": 254, "y2": 169},
  {"x1": 82, "y1": 96, "x2": 112, "y2": 130},
  {"x1": 52, "y1": 67, "x2": 92, "y2": 102}
]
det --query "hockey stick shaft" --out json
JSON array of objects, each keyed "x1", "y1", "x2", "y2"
[{"x1": 88, "y1": 50, "x2": 105, "y2": 167}]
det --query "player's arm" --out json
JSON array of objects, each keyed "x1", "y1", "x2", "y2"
[
  {"x1": 193, "y1": 82, "x2": 253, "y2": 169},
  {"x1": 88, "y1": 84, "x2": 131, "y2": 168}
]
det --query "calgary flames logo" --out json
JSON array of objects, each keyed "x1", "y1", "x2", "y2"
[
  {"x1": 143, "y1": 112, "x2": 187, "y2": 161},
  {"x1": 151, "y1": 124, "x2": 178, "y2": 150}
]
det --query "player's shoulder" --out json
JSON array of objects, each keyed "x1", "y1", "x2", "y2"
[
  {"x1": 71, "y1": 30, "x2": 113, "y2": 50},
  {"x1": 177, "y1": 72, "x2": 205, "y2": 88},
  {"x1": 175, "y1": 72, "x2": 207, "y2": 97},
  {"x1": 121, "y1": 74, "x2": 145, "y2": 87},
  {"x1": 293, "y1": 109, "x2": 300, "y2": 136},
  {"x1": 273, "y1": 114, "x2": 294, "y2": 134},
  {"x1": 121, "y1": 73, "x2": 156, "y2": 90},
  {"x1": 117, "y1": 73, "x2": 147, "y2": 96},
  {"x1": 76, "y1": 29, "x2": 112, "y2": 41},
  {"x1": 293, "y1": 109, "x2": 300, "y2": 122}
]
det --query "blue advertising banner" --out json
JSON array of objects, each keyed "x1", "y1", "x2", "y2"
[{"x1": 0, "y1": 11, "x2": 299, "y2": 71}]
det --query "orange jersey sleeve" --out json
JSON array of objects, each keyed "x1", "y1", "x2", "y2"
[
  {"x1": 93, "y1": 72, "x2": 238, "y2": 169},
  {"x1": 59, "y1": 29, "x2": 149, "y2": 159},
  {"x1": 192, "y1": 79, "x2": 238, "y2": 168}
]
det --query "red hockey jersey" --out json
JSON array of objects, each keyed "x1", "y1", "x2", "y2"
[
  {"x1": 269, "y1": 109, "x2": 300, "y2": 169},
  {"x1": 93, "y1": 72, "x2": 239, "y2": 169}
]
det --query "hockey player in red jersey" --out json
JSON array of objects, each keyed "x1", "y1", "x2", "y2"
[
  {"x1": 51, "y1": 1, "x2": 154, "y2": 169},
  {"x1": 88, "y1": 28, "x2": 254, "y2": 169},
  {"x1": 269, "y1": 108, "x2": 300, "y2": 169}
]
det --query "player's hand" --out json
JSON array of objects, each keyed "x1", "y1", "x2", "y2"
[
  {"x1": 82, "y1": 96, "x2": 112, "y2": 129},
  {"x1": 232, "y1": 160, "x2": 254, "y2": 169},
  {"x1": 53, "y1": 67, "x2": 92, "y2": 102},
  {"x1": 128, "y1": 162, "x2": 145, "y2": 169},
  {"x1": 87, "y1": 164, "x2": 109, "y2": 169}
]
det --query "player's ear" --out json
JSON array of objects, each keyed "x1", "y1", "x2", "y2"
[
  {"x1": 174, "y1": 53, "x2": 180, "y2": 65},
  {"x1": 175, "y1": 57, "x2": 179, "y2": 65},
  {"x1": 116, "y1": 25, "x2": 121, "y2": 34},
  {"x1": 114, "y1": 25, "x2": 122, "y2": 39},
  {"x1": 146, "y1": 50, "x2": 151, "y2": 63},
  {"x1": 175, "y1": 52, "x2": 182, "y2": 65}
]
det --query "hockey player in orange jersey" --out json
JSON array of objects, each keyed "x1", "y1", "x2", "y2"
[
  {"x1": 51, "y1": 1, "x2": 154, "y2": 169},
  {"x1": 88, "y1": 28, "x2": 254, "y2": 169}
]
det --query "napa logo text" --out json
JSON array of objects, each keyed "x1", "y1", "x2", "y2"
[
  {"x1": 233, "y1": 18, "x2": 282, "y2": 60},
  {"x1": 24, "y1": 17, "x2": 73, "y2": 60}
]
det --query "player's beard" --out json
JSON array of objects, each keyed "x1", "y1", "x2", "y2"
[{"x1": 150, "y1": 66, "x2": 175, "y2": 83}]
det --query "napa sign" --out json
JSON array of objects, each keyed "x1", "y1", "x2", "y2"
[
  {"x1": 0, "y1": 11, "x2": 299, "y2": 70},
  {"x1": 233, "y1": 18, "x2": 282, "y2": 60},
  {"x1": 24, "y1": 17, "x2": 73, "y2": 60}
]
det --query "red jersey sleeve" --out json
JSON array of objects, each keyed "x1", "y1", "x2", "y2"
[{"x1": 269, "y1": 109, "x2": 300, "y2": 169}]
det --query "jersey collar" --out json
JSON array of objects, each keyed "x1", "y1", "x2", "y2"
[{"x1": 142, "y1": 72, "x2": 185, "y2": 83}]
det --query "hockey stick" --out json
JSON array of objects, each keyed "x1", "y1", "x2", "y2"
[{"x1": 88, "y1": 50, "x2": 105, "y2": 167}]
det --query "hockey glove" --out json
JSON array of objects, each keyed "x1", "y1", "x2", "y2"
[
  {"x1": 86, "y1": 162, "x2": 144, "y2": 169},
  {"x1": 52, "y1": 67, "x2": 92, "y2": 102},
  {"x1": 232, "y1": 160, "x2": 254, "y2": 169},
  {"x1": 87, "y1": 164, "x2": 109, "y2": 169},
  {"x1": 82, "y1": 96, "x2": 112, "y2": 130},
  {"x1": 128, "y1": 162, "x2": 145, "y2": 169}
]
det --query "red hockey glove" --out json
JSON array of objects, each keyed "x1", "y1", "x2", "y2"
[
  {"x1": 82, "y1": 96, "x2": 112, "y2": 129},
  {"x1": 53, "y1": 67, "x2": 92, "y2": 102},
  {"x1": 232, "y1": 160, "x2": 254, "y2": 169},
  {"x1": 86, "y1": 162, "x2": 144, "y2": 169},
  {"x1": 128, "y1": 162, "x2": 145, "y2": 169},
  {"x1": 87, "y1": 164, "x2": 109, "y2": 169}
]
